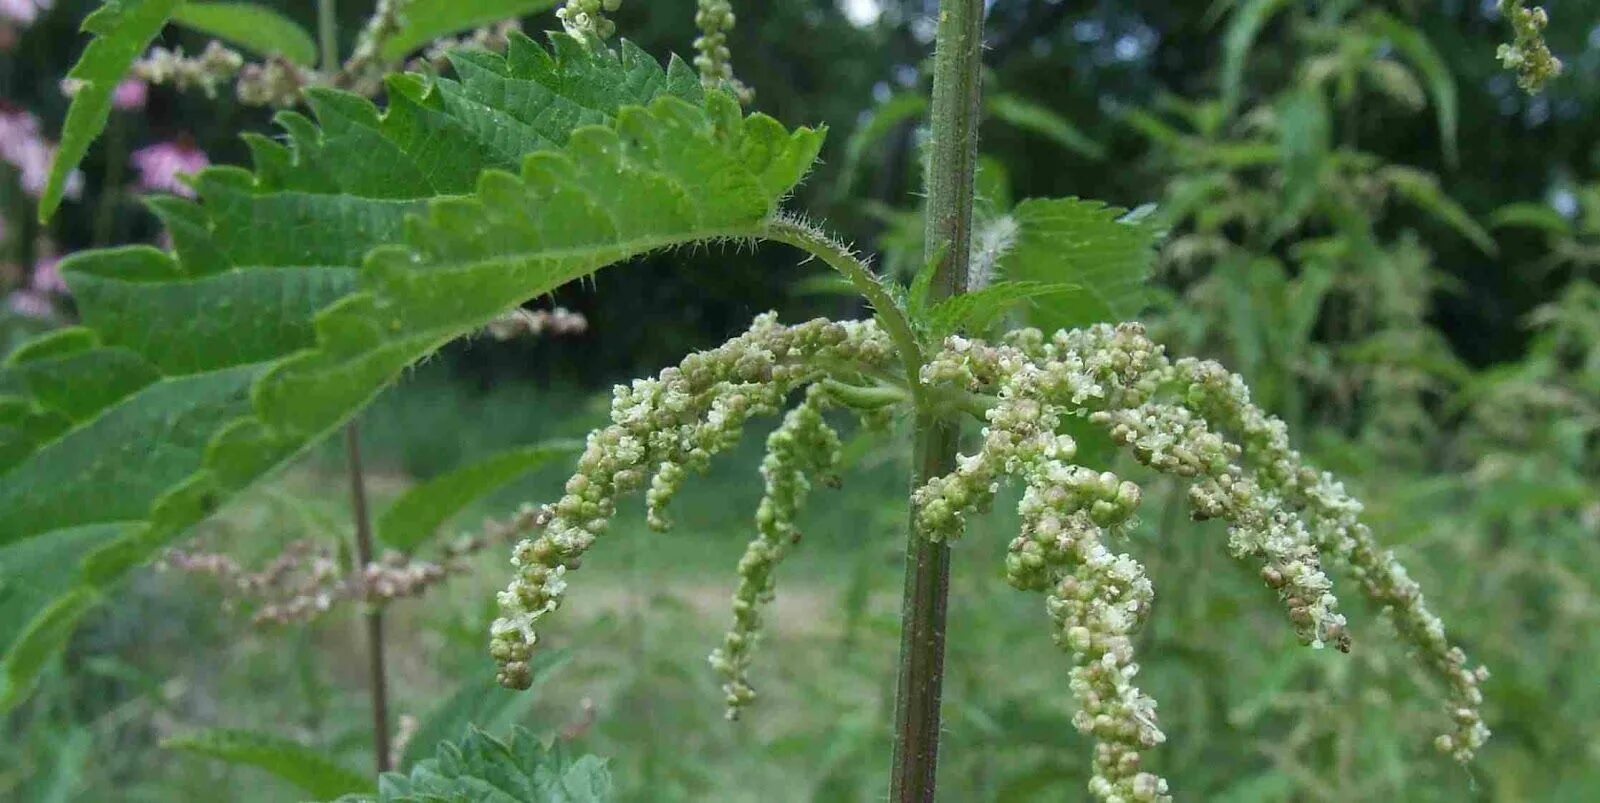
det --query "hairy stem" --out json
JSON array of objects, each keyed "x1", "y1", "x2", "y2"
[
  {"x1": 891, "y1": 0, "x2": 983, "y2": 800},
  {"x1": 345, "y1": 423, "x2": 392, "y2": 774},
  {"x1": 763, "y1": 217, "x2": 925, "y2": 394}
]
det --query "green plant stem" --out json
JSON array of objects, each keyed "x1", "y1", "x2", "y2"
[
  {"x1": 318, "y1": 0, "x2": 340, "y2": 72},
  {"x1": 345, "y1": 423, "x2": 392, "y2": 775},
  {"x1": 91, "y1": 115, "x2": 126, "y2": 248},
  {"x1": 763, "y1": 217, "x2": 926, "y2": 395},
  {"x1": 891, "y1": 1, "x2": 983, "y2": 800}
]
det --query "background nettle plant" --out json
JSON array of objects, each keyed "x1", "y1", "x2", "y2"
[{"x1": 0, "y1": 0, "x2": 1586, "y2": 800}]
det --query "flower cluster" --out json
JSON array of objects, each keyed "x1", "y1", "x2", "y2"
[
  {"x1": 491, "y1": 314, "x2": 894, "y2": 689},
  {"x1": 485, "y1": 306, "x2": 589, "y2": 341},
  {"x1": 0, "y1": 106, "x2": 81, "y2": 200},
  {"x1": 343, "y1": 0, "x2": 416, "y2": 95},
  {"x1": 1497, "y1": 0, "x2": 1562, "y2": 94},
  {"x1": 489, "y1": 314, "x2": 1488, "y2": 796},
  {"x1": 557, "y1": 0, "x2": 622, "y2": 41},
  {"x1": 709, "y1": 384, "x2": 843, "y2": 718},
  {"x1": 131, "y1": 140, "x2": 210, "y2": 198},
  {"x1": 910, "y1": 321, "x2": 1487, "y2": 797},
  {"x1": 163, "y1": 503, "x2": 551, "y2": 626},
  {"x1": 693, "y1": 0, "x2": 751, "y2": 103},
  {"x1": 133, "y1": 41, "x2": 246, "y2": 97}
]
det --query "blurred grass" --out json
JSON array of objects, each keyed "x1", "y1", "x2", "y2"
[{"x1": 2, "y1": 370, "x2": 1596, "y2": 802}]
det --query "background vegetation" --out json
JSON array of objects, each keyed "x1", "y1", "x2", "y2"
[{"x1": 2, "y1": 0, "x2": 1596, "y2": 800}]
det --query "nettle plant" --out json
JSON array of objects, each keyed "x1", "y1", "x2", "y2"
[{"x1": 2, "y1": 0, "x2": 1560, "y2": 799}]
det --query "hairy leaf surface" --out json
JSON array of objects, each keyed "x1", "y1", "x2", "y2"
[
  {"x1": 996, "y1": 198, "x2": 1163, "y2": 332},
  {"x1": 0, "y1": 33, "x2": 823, "y2": 710}
]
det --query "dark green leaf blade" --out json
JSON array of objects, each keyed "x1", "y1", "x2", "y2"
[
  {"x1": 163, "y1": 729, "x2": 374, "y2": 799},
  {"x1": 996, "y1": 198, "x2": 1164, "y2": 332},
  {"x1": 41, "y1": 0, "x2": 189, "y2": 222},
  {"x1": 171, "y1": 1, "x2": 318, "y2": 65}
]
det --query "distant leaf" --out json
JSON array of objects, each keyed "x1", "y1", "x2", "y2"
[
  {"x1": 1, "y1": 33, "x2": 823, "y2": 712},
  {"x1": 349, "y1": 727, "x2": 611, "y2": 802},
  {"x1": 163, "y1": 729, "x2": 373, "y2": 799},
  {"x1": 384, "y1": 0, "x2": 561, "y2": 61},
  {"x1": 1220, "y1": 0, "x2": 1289, "y2": 119},
  {"x1": 1271, "y1": 88, "x2": 1330, "y2": 239},
  {"x1": 995, "y1": 198, "x2": 1164, "y2": 332},
  {"x1": 925, "y1": 280, "x2": 1082, "y2": 338},
  {"x1": 985, "y1": 94, "x2": 1104, "y2": 160},
  {"x1": 379, "y1": 441, "x2": 579, "y2": 552},
  {"x1": 401, "y1": 650, "x2": 571, "y2": 770},
  {"x1": 836, "y1": 92, "x2": 928, "y2": 197},
  {"x1": 171, "y1": 2, "x2": 317, "y2": 65},
  {"x1": 41, "y1": 0, "x2": 188, "y2": 222},
  {"x1": 1490, "y1": 202, "x2": 1571, "y2": 235},
  {"x1": 1365, "y1": 11, "x2": 1459, "y2": 167},
  {"x1": 1381, "y1": 166, "x2": 1497, "y2": 255}
]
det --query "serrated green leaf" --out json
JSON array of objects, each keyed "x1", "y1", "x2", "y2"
[
  {"x1": 171, "y1": 2, "x2": 317, "y2": 65},
  {"x1": 1, "y1": 33, "x2": 823, "y2": 712},
  {"x1": 1220, "y1": 0, "x2": 1289, "y2": 119},
  {"x1": 985, "y1": 93, "x2": 1104, "y2": 160},
  {"x1": 1364, "y1": 11, "x2": 1459, "y2": 167},
  {"x1": 1381, "y1": 165, "x2": 1496, "y2": 255},
  {"x1": 41, "y1": 0, "x2": 189, "y2": 222},
  {"x1": 995, "y1": 198, "x2": 1163, "y2": 332},
  {"x1": 379, "y1": 441, "x2": 580, "y2": 552},
  {"x1": 925, "y1": 280, "x2": 1082, "y2": 338},
  {"x1": 400, "y1": 650, "x2": 571, "y2": 770},
  {"x1": 164, "y1": 729, "x2": 374, "y2": 798},
  {"x1": 363, "y1": 727, "x2": 610, "y2": 803},
  {"x1": 383, "y1": 0, "x2": 561, "y2": 61}
]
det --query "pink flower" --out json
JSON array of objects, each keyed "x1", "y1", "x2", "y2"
[
  {"x1": 113, "y1": 79, "x2": 148, "y2": 111},
  {"x1": 6, "y1": 289, "x2": 54, "y2": 320},
  {"x1": 0, "y1": 0, "x2": 49, "y2": 26},
  {"x1": 131, "y1": 139, "x2": 209, "y2": 198},
  {"x1": 0, "y1": 109, "x2": 82, "y2": 200},
  {"x1": 31, "y1": 256, "x2": 67, "y2": 294}
]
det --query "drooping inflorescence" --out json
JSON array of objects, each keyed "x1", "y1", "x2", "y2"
[
  {"x1": 913, "y1": 322, "x2": 1487, "y2": 800},
  {"x1": 693, "y1": 0, "x2": 752, "y2": 103},
  {"x1": 709, "y1": 383, "x2": 844, "y2": 718},
  {"x1": 491, "y1": 314, "x2": 1488, "y2": 801},
  {"x1": 1497, "y1": 0, "x2": 1562, "y2": 94},
  {"x1": 491, "y1": 314, "x2": 895, "y2": 689}
]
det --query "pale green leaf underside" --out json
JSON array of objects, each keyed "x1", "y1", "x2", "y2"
[
  {"x1": 170, "y1": 1, "x2": 318, "y2": 65},
  {"x1": 997, "y1": 197, "x2": 1163, "y2": 332},
  {"x1": 0, "y1": 32, "x2": 823, "y2": 710},
  {"x1": 163, "y1": 729, "x2": 375, "y2": 799},
  {"x1": 42, "y1": 0, "x2": 189, "y2": 221},
  {"x1": 379, "y1": 441, "x2": 580, "y2": 552}
]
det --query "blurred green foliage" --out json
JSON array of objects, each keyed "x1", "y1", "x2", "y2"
[{"x1": 2, "y1": 0, "x2": 1598, "y2": 801}]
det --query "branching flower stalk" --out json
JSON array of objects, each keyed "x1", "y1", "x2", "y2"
[{"x1": 492, "y1": 317, "x2": 1489, "y2": 802}]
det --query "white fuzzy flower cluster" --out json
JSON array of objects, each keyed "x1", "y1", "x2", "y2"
[
  {"x1": 694, "y1": 0, "x2": 751, "y2": 103},
  {"x1": 492, "y1": 314, "x2": 894, "y2": 689},
  {"x1": 911, "y1": 321, "x2": 1489, "y2": 798},
  {"x1": 557, "y1": 0, "x2": 622, "y2": 41},
  {"x1": 133, "y1": 42, "x2": 245, "y2": 97},
  {"x1": 710, "y1": 384, "x2": 842, "y2": 718}
]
